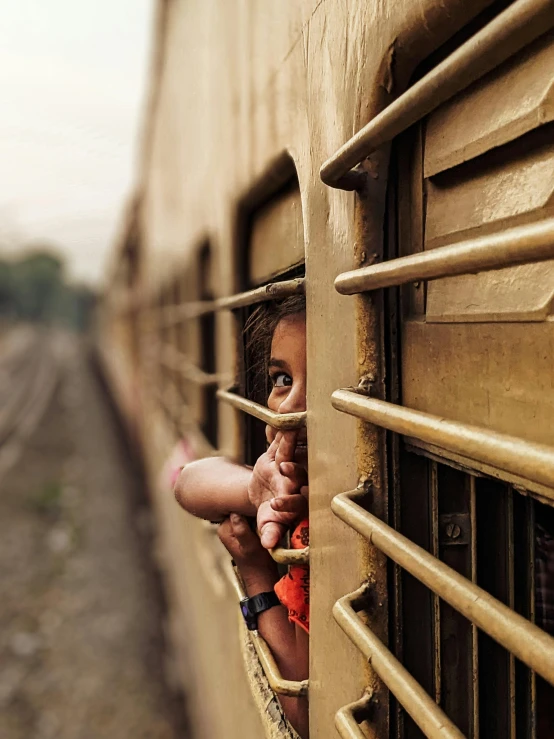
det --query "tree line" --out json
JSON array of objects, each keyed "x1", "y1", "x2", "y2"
[{"x1": 0, "y1": 250, "x2": 96, "y2": 332}]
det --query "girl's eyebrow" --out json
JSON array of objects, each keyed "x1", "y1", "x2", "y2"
[{"x1": 268, "y1": 358, "x2": 288, "y2": 370}]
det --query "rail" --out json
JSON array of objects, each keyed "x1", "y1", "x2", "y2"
[
  {"x1": 335, "y1": 217, "x2": 554, "y2": 294},
  {"x1": 320, "y1": 0, "x2": 554, "y2": 189},
  {"x1": 334, "y1": 584, "x2": 464, "y2": 738},
  {"x1": 331, "y1": 390, "x2": 554, "y2": 494},
  {"x1": 332, "y1": 489, "x2": 554, "y2": 685},
  {"x1": 223, "y1": 558, "x2": 309, "y2": 697},
  {"x1": 335, "y1": 693, "x2": 374, "y2": 739}
]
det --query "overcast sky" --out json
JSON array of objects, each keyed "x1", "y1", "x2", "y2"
[{"x1": 0, "y1": 0, "x2": 153, "y2": 286}]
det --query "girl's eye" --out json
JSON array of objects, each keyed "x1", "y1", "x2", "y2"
[{"x1": 271, "y1": 372, "x2": 292, "y2": 388}]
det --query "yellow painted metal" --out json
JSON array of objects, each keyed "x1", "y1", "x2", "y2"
[
  {"x1": 332, "y1": 390, "x2": 554, "y2": 492},
  {"x1": 269, "y1": 546, "x2": 309, "y2": 565},
  {"x1": 159, "y1": 343, "x2": 220, "y2": 386},
  {"x1": 158, "y1": 301, "x2": 218, "y2": 326},
  {"x1": 332, "y1": 489, "x2": 554, "y2": 685},
  {"x1": 335, "y1": 217, "x2": 554, "y2": 294},
  {"x1": 217, "y1": 278, "x2": 305, "y2": 311},
  {"x1": 335, "y1": 693, "x2": 374, "y2": 739},
  {"x1": 320, "y1": 0, "x2": 554, "y2": 188},
  {"x1": 217, "y1": 388, "x2": 306, "y2": 430},
  {"x1": 223, "y1": 559, "x2": 309, "y2": 698},
  {"x1": 334, "y1": 585, "x2": 465, "y2": 739}
]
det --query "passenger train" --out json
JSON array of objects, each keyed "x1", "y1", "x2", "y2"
[{"x1": 97, "y1": 0, "x2": 554, "y2": 736}]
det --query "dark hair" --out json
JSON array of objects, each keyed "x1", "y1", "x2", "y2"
[{"x1": 243, "y1": 294, "x2": 305, "y2": 398}]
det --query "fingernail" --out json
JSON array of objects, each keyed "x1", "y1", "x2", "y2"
[{"x1": 230, "y1": 513, "x2": 240, "y2": 524}]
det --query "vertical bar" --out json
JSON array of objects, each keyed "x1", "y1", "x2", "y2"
[
  {"x1": 476, "y1": 478, "x2": 515, "y2": 739},
  {"x1": 430, "y1": 462, "x2": 441, "y2": 707},
  {"x1": 469, "y1": 477, "x2": 479, "y2": 739},
  {"x1": 437, "y1": 464, "x2": 475, "y2": 737},
  {"x1": 399, "y1": 450, "x2": 434, "y2": 739},
  {"x1": 514, "y1": 492, "x2": 536, "y2": 739},
  {"x1": 534, "y1": 500, "x2": 554, "y2": 738}
]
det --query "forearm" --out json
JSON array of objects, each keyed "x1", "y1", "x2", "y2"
[
  {"x1": 174, "y1": 457, "x2": 256, "y2": 520},
  {"x1": 240, "y1": 565, "x2": 309, "y2": 738}
]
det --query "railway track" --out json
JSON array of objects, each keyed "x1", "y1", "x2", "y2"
[{"x1": 0, "y1": 327, "x2": 62, "y2": 484}]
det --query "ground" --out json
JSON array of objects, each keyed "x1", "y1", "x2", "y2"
[{"x1": 0, "y1": 333, "x2": 189, "y2": 739}]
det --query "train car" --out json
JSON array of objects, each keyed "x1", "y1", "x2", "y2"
[{"x1": 97, "y1": 0, "x2": 554, "y2": 737}]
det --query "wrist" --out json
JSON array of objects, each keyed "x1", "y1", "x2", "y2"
[{"x1": 239, "y1": 564, "x2": 279, "y2": 595}]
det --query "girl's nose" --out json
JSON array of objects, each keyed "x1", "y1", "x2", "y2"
[{"x1": 278, "y1": 382, "x2": 306, "y2": 414}]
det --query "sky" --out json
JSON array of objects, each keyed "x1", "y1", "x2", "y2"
[{"x1": 0, "y1": 0, "x2": 154, "y2": 286}]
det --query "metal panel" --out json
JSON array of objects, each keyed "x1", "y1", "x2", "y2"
[
  {"x1": 320, "y1": 0, "x2": 554, "y2": 189},
  {"x1": 425, "y1": 29, "x2": 554, "y2": 177}
]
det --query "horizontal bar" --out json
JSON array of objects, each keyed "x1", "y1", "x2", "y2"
[
  {"x1": 335, "y1": 693, "x2": 374, "y2": 739},
  {"x1": 335, "y1": 217, "x2": 554, "y2": 294},
  {"x1": 160, "y1": 344, "x2": 219, "y2": 386},
  {"x1": 217, "y1": 278, "x2": 305, "y2": 311},
  {"x1": 334, "y1": 584, "x2": 464, "y2": 738},
  {"x1": 270, "y1": 546, "x2": 310, "y2": 565},
  {"x1": 157, "y1": 301, "x2": 218, "y2": 326},
  {"x1": 333, "y1": 490, "x2": 554, "y2": 685},
  {"x1": 217, "y1": 389, "x2": 306, "y2": 430},
  {"x1": 222, "y1": 559, "x2": 309, "y2": 697},
  {"x1": 320, "y1": 0, "x2": 553, "y2": 188},
  {"x1": 332, "y1": 390, "x2": 554, "y2": 491}
]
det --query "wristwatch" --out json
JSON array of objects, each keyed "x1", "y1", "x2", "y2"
[{"x1": 240, "y1": 591, "x2": 281, "y2": 631}]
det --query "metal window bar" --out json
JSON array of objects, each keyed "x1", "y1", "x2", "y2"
[
  {"x1": 334, "y1": 585, "x2": 465, "y2": 739},
  {"x1": 222, "y1": 558, "x2": 309, "y2": 697},
  {"x1": 217, "y1": 277, "x2": 305, "y2": 311},
  {"x1": 154, "y1": 373, "x2": 218, "y2": 457},
  {"x1": 320, "y1": 0, "x2": 554, "y2": 190},
  {"x1": 335, "y1": 692, "x2": 374, "y2": 739},
  {"x1": 217, "y1": 388, "x2": 306, "y2": 430},
  {"x1": 335, "y1": 217, "x2": 554, "y2": 294},
  {"x1": 331, "y1": 390, "x2": 554, "y2": 495},
  {"x1": 159, "y1": 301, "x2": 217, "y2": 327},
  {"x1": 159, "y1": 343, "x2": 220, "y2": 386},
  {"x1": 156, "y1": 278, "x2": 305, "y2": 326},
  {"x1": 218, "y1": 388, "x2": 308, "y2": 566},
  {"x1": 332, "y1": 489, "x2": 554, "y2": 686}
]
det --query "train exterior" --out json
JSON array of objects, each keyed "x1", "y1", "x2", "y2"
[{"x1": 97, "y1": 0, "x2": 554, "y2": 737}]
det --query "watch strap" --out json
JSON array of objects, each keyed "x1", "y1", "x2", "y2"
[{"x1": 240, "y1": 591, "x2": 281, "y2": 630}]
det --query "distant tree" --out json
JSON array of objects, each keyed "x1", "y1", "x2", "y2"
[{"x1": 0, "y1": 246, "x2": 96, "y2": 332}]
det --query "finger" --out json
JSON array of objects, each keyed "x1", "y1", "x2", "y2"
[
  {"x1": 229, "y1": 512, "x2": 250, "y2": 536},
  {"x1": 275, "y1": 430, "x2": 298, "y2": 466},
  {"x1": 260, "y1": 521, "x2": 285, "y2": 549},
  {"x1": 279, "y1": 461, "x2": 308, "y2": 489},
  {"x1": 300, "y1": 485, "x2": 309, "y2": 499},
  {"x1": 217, "y1": 517, "x2": 233, "y2": 543},
  {"x1": 270, "y1": 494, "x2": 308, "y2": 516},
  {"x1": 266, "y1": 432, "x2": 282, "y2": 460}
]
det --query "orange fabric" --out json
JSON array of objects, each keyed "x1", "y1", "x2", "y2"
[{"x1": 274, "y1": 518, "x2": 310, "y2": 633}]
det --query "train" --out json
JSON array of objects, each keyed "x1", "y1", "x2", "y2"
[{"x1": 97, "y1": 0, "x2": 554, "y2": 737}]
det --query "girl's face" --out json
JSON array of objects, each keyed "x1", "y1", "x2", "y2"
[{"x1": 266, "y1": 313, "x2": 307, "y2": 462}]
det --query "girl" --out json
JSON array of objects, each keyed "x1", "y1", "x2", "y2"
[{"x1": 174, "y1": 295, "x2": 309, "y2": 738}]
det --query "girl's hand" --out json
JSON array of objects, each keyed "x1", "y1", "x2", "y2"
[
  {"x1": 217, "y1": 514, "x2": 278, "y2": 592},
  {"x1": 247, "y1": 431, "x2": 308, "y2": 548}
]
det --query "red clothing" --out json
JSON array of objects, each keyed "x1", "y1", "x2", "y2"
[{"x1": 274, "y1": 518, "x2": 310, "y2": 633}]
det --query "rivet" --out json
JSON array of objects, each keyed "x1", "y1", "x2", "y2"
[{"x1": 445, "y1": 523, "x2": 461, "y2": 540}]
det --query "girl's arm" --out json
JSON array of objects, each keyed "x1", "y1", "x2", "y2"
[
  {"x1": 174, "y1": 457, "x2": 256, "y2": 520},
  {"x1": 219, "y1": 515, "x2": 309, "y2": 738}
]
